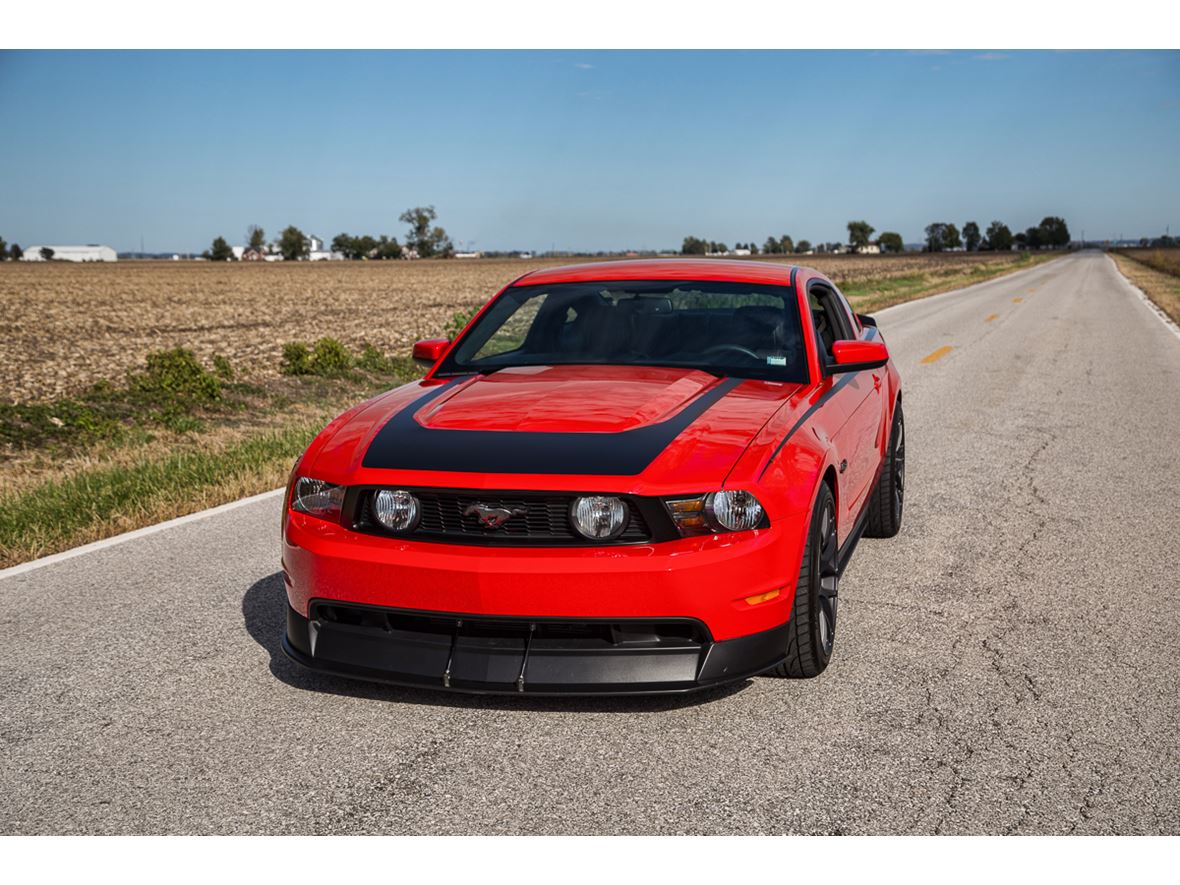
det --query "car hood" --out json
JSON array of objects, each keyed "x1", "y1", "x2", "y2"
[
  {"x1": 416, "y1": 365, "x2": 725, "y2": 433},
  {"x1": 309, "y1": 365, "x2": 804, "y2": 493}
]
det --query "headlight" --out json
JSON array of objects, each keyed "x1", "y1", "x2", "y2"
[
  {"x1": 706, "y1": 490, "x2": 765, "y2": 532},
  {"x1": 291, "y1": 477, "x2": 345, "y2": 522},
  {"x1": 664, "y1": 490, "x2": 766, "y2": 536},
  {"x1": 570, "y1": 495, "x2": 628, "y2": 540},
  {"x1": 372, "y1": 489, "x2": 420, "y2": 533}
]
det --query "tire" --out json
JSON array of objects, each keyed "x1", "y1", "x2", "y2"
[
  {"x1": 770, "y1": 482, "x2": 838, "y2": 679},
  {"x1": 864, "y1": 401, "x2": 905, "y2": 539}
]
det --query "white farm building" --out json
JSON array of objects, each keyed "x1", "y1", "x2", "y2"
[{"x1": 22, "y1": 244, "x2": 117, "y2": 262}]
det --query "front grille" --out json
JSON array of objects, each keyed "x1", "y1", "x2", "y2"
[{"x1": 349, "y1": 488, "x2": 662, "y2": 545}]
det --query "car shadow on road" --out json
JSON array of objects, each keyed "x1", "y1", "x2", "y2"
[{"x1": 242, "y1": 572, "x2": 749, "y2": 713}]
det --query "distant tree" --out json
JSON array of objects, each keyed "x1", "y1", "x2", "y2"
[
  {"x1": 761, "y1": 236, "x2": 780, "y2": 255},
  {"x1": 400, "y1": 206, "x2": 436, "y2": 253},
  {"x1": 247, "y1": 225, "x2": 266, "y2": 251},
  {"x1": 795, "y1": 239, "x2": 811, "y2": 253},
  {"x1": 708, "y1": 242, "x2": 728, "y2": 254},
  {"x1": 40, "y1": 246, "x2": 55, "y2": 261},
  {"x1": 984, "y1": 221, "x2": 1013, "y2": 251},
  {"x1": 1139, "y1": 237, "x2": 1150, "y2": 247},
  {"x1": 943, "y1": 223, "x2": 962, "y2": 250},
  {"x1": 779, "y1": 235, "x2": 794, "y2": 254},
  {"x1": 747, "y1": 240, "x2": 759, "y2": 255},
  {"x1": 430, "y1": 226, "x2": 454, "y2": 258},
  {"x1": 1158, "y1": 235, "x2": 1177, "y2": 248},
  {"x1": 1038, "y1": 216, "x2": 1070, "y2": 248},
  {"x1": 279, "y1": 225, "x2": 309, "y2": 261},
  {"x1": 1024, "y1": 226, "x2": 1045, "y2": 249},
  {"x1": 681, "y1": 236, "x2": 707, "y2": 255},
  {"x1": 399, "y1": 206, "x2": 453, "y2": 258},
  {"x1": 963, "y1": 221, "x2": 982, "y2": 252},
  {"x1": 355, "y1": 235, "x2": 379, "y2": 258},
  {"x1": 209, "y1": 236, "x2": 234, "y2": 261},
  {"x1": 1013, "y1": 231, "x2": 1029, "y2": 249},
  {"x1": 374, "y1": 235, "x2": 403, "y2": 260},
  {"x1": 9, "y1": 243, "x2": 22, "y2": 261},
  {"x1": 847, "y1": 220, "x2": 875, "y2": 251},
  {"x1": 924, "y1": 223, "x2": 948, "y2": 252},
  {"x1": 331, "y1": 233, "x2": 354, "y2": 257},
  {"x1": 878, "y1": 231, "x2": 904, "y2": 253},
  {"x1": 0, "y1": 236, "x2": 6, "y2": 260}
]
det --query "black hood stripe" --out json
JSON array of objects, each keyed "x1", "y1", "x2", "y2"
[{"x1": 362, "y1": 376, "x2": 743, "y2": 475}]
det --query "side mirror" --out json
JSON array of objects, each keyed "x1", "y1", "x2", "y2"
[
  {"x1": 412, "y1": 338, "x2": 450, "y2": 368},
  {"x1": 830, "y1": 339, "x2": 889, "y2": 374},
  {"x1": 857, "y1": 313, "x2": 877, "y2": 327}
]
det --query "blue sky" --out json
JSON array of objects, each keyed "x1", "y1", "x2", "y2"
[{"x1": 1, "y1": 50, "x2": 1177, "y2": 252}]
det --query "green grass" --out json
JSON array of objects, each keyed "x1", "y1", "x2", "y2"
[
  {"x1": 0, "y1": 348, "x2": 241, "y2": 450},
  {"x1": 1, "y1": 340, "x2": 427, "y2": 566},
  {"x1": 842, "y1": 252, "x2": 1056, "y2": 313},
  {"x1": 0, "y1": 425, "x2": 318, "y2": 567},
  {"x1": 2, "y1": 344, "x2": 419, "y2": 455}
]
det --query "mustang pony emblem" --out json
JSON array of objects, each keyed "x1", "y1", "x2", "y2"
[{"x1": 464, "y1": 503, "x2": 528, "y2": 529}]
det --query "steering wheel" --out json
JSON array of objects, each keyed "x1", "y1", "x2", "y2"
[{"x1": 702, "y1": 343, "x2": 761, "y2": 362}]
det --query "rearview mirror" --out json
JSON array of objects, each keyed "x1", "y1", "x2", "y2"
[
  {"x1": 412, "y1": 338, "x2": 450, "y2": 368},
  {"x1": 830, "y1": 339, "x2": 889, "y2": 374}
]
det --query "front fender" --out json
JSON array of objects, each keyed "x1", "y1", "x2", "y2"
[{"x1": 726, "y1": 398, "x2": 841, "y2": 582}]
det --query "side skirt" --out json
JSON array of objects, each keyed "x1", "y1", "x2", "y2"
[
  {"x1": 836, "y1": 451, "x2": 886, "y2": 575},
  {"x1": 836, "y1": 499, "x2": 869, "y2": 576}
]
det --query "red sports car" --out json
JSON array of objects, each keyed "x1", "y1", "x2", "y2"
[{"x1": 281, "y1": 259, "x2": 904, "y2": 694}]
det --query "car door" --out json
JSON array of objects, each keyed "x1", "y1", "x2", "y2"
[
  {"x1": 832, "y1": 286, "x2": 887, "y2": 521},
  {"x1": 807, "y1": 281, "x2": 882, "y2": 534}
]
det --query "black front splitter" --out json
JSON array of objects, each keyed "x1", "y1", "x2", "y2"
[{"x1": 281, "y1": 604, "x2": 788, "y2": 697}]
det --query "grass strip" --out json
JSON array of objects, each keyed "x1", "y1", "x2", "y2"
[
  {"x1": 843, "y1": 252, "x2": 1059, "y2": 313},
  {"x1": 1110, "y1": 252, "x2": 1180, "y2": 326},
  {"x1": 0, "y1": 424, "x2": 318, "y2": 568}
]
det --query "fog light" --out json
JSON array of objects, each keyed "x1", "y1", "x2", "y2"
[
  {"x1": 372, "y1": 489, "x2": 420, "y2": 533},
  {"x1": 570, "y1": 496, "x2": 627, "y2": 540}
]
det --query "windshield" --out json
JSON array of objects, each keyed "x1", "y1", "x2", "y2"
[{"x1": 438, "y1": 279, "x2": 807, "y2": 383}]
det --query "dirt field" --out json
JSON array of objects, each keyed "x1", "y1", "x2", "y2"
[{"x1": 1, "y1": 252, "x2": 1034, "y2": 405}]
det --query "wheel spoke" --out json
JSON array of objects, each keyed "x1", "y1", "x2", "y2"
[
  {"x1": 892, "y1": 415, "x2": 906, "y2": 516},
  {"x1": 819, "y1": 507, "x2": 839, "y2": 576},
  {"x1": 817, "y1": 585, "x2": 837, "y2": 652}
]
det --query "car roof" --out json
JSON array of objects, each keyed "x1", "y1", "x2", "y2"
[{"x1": 515, "y1": 258, "x2": 803, "y2": 287}]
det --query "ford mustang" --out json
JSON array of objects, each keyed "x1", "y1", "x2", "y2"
[{"x1": 281, "y1": 259, "x2": 904, "y2": 694}]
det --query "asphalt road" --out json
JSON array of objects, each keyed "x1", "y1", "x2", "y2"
[{"x1": 2, "y1": 251, "x2": 1178, "y2": 835}]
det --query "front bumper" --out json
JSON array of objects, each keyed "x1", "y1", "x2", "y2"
[
  {"x1": 283, "y1": 602, "x2": 788, "y2": 695},
  {"x1": 282, "y1": 510, "x2": 801, "y2": 643}
]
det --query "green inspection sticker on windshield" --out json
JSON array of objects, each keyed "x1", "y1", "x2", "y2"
[{"x1": 766, "y1": 355, "x2": 787, "y2": 366}]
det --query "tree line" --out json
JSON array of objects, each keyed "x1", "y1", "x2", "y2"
[
  {"x1": 681, "y1": 216, "x2": 1074, "y2": 257},
  {"x1": 922, "y1": 216, "x2": 1069, "y2": 252},
  {"x1": 202, "y1": 206, "x2": 455, "y2": 261},
  {"x1": 0, "y1": 236, "x2": 24, "y2": 260}
]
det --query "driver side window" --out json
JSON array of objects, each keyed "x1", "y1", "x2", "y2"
[{"x1": 808, "y1": 283, "x2": 853, "y2": 363}]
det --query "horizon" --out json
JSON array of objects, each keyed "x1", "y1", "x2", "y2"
[{"x1": 1, "y1": 49, "x2": 1177, "y2": 253}]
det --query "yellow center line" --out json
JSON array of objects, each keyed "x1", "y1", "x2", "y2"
[
  {"x1": 985, "y1": 313, "x2": 999, "y2": 322},
  {"x1": 920, "y1": 345, "x2": 954, "y2": 364},
  {"x1": 1012, "y1": 296, "x2": 1024, "y2": 303}
]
